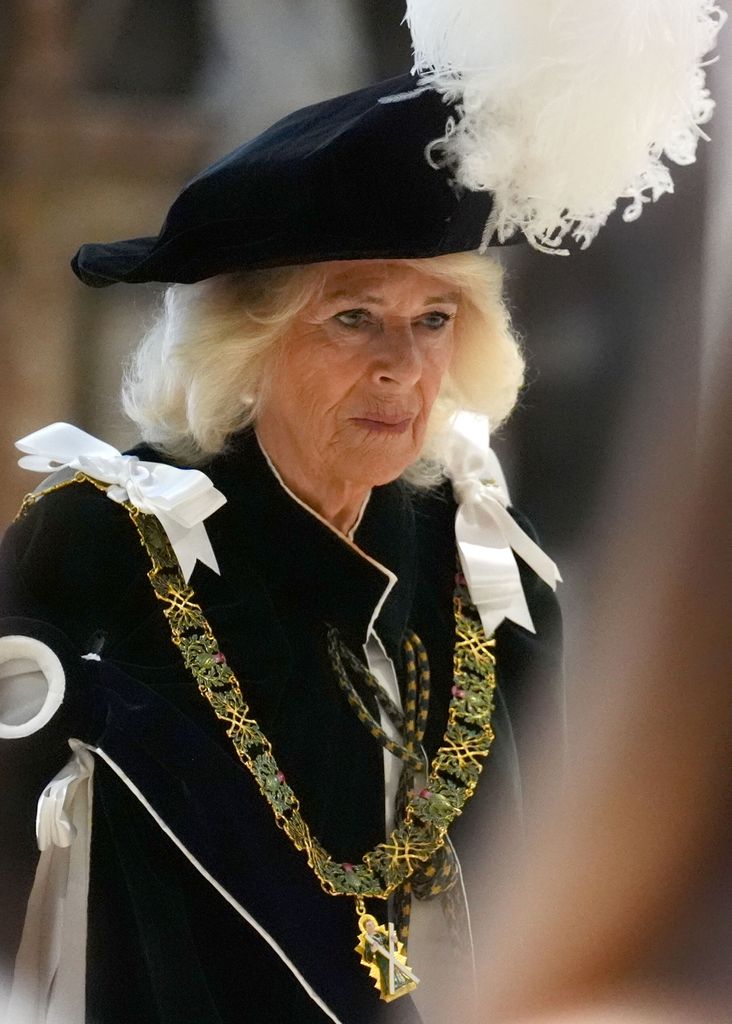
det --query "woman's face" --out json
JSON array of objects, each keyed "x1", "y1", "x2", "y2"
[{"x1": 256, "y1": 260, "x2": 459, "y2": 489}]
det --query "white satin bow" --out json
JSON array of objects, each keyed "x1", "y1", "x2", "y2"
[
  {"x1": 35, "y1": 742, "x2": 95, "y2": 851},
  {"x1": 441, "y1": 411, "x2": 561, "y2": 635},
  {"x1": 16, "y1": 422, "x2": 226, "y2": 582}
]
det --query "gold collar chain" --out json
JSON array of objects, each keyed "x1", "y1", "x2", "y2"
[
  {"x1": 23, "y1": 476, "x2": 497, "y2": 1002},
  {"x1": 129, "y1": 498, "x2": 497, "y2": 894}
]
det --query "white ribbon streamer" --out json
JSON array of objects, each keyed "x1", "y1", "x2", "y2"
[
  {"x1": 3, "y1": 742, "x2": 94, "y2": 1024},
  {"x1": 16, "y1": 422, "x2": 226, "y2": 582},
  {"x1": 441, "y1": 411, "x2": 561, "y2": 635}
]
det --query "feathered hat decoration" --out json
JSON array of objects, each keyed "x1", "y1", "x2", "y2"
[
  {"x1": 403, "y1": 0, "x2": 726, "y2": 253},
  {"x1": 71, "y1": 1, "x2": 725, "y2": 286}
]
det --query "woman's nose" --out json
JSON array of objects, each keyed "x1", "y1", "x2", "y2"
[{"x1": 370, "y1": 326, "x2": 423, "y2": 387}]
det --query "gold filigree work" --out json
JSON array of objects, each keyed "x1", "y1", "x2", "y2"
[
  {"x1": 18, "y1": 475, "x2": 499, "y2": 1000},
  {"x1": 134, "y1": 496, "x2": 497, "y2": 902}
]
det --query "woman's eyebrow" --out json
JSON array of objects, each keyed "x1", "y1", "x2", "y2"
[
  {"x1": 424, "y1": 292, "x2": 460, "y2": 304},
  {"x1": 324, "y1": 290, "x2": 384, "y2": 304},
  {"x1": 323, "y1": 290, "x2": 460, "y2": 304}
]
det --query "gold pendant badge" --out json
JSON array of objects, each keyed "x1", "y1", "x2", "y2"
[{"x1": 355, "y1": 911, "x2": 419, "y2": 1002}]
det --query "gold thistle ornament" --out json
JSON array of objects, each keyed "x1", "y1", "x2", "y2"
[{"x1": 355, "y1": 900, "x2": 419, "y2": 1002}]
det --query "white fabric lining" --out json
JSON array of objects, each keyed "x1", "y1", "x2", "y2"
[{"x1": 0, "y1": 636, "x2": 65, "y2": 738}]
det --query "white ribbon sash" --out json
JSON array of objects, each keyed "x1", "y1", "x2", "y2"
[
  {"x1": 16, "y1": 422, "x2": 226, "y2": 582},
  {"x1": 3, "y1": 742, "x2": 94, "y2": 1024},
  {"x1": 441, "y1": 411, "x2": 561, "y2": 635}
]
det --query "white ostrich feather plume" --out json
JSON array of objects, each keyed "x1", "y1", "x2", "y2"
[{"x1": 404, "y1": 0, "x2": 726, "y2": 251}]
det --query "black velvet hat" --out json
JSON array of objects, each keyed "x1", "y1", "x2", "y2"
[
  {"x1": 72, "y1": 75, "x2": 496, "y2": 288},
  {"x1": 72, "y1": 1, "x2": 720, "y2": 288}
]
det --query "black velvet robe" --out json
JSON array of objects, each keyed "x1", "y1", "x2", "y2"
[{"x1": 0, "y1": 429, "x2": 562, "y2": 1023}]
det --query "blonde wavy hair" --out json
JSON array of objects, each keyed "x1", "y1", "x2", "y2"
[{"x1": 122, "y1": 252, "x2": 524, "y2": 482}]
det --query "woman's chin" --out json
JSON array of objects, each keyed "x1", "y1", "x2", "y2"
[{"x1": 336, "y1": 447, "x2": 420, "y2": 488}]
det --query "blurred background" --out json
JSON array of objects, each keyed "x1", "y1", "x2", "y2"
[{"x1": 1, "y1": 2, "x2": 730, "y2": 1020}]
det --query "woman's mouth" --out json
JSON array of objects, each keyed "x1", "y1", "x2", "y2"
[{"x1": 351, "y1": 417, "x2": 413, "y2": 435}]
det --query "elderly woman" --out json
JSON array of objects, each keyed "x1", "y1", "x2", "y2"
[
  {"x1": 0, "y1": 4, "x2": 718, "y2": 1020},
  {"x1": 0, "y1": 241, "x2": 561, "y2": 1023}
]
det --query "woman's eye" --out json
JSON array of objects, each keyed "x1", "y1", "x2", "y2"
[
  {"x1": 334, "y1": 308, "x2": 372, "y2": 329},
  {"x1": 418, "y1": 311, "x2": 453, "y2": 330}
]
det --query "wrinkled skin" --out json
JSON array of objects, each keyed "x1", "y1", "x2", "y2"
[{"x1": 256, "y1": 260, "x2": 459, "y2": 533}]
